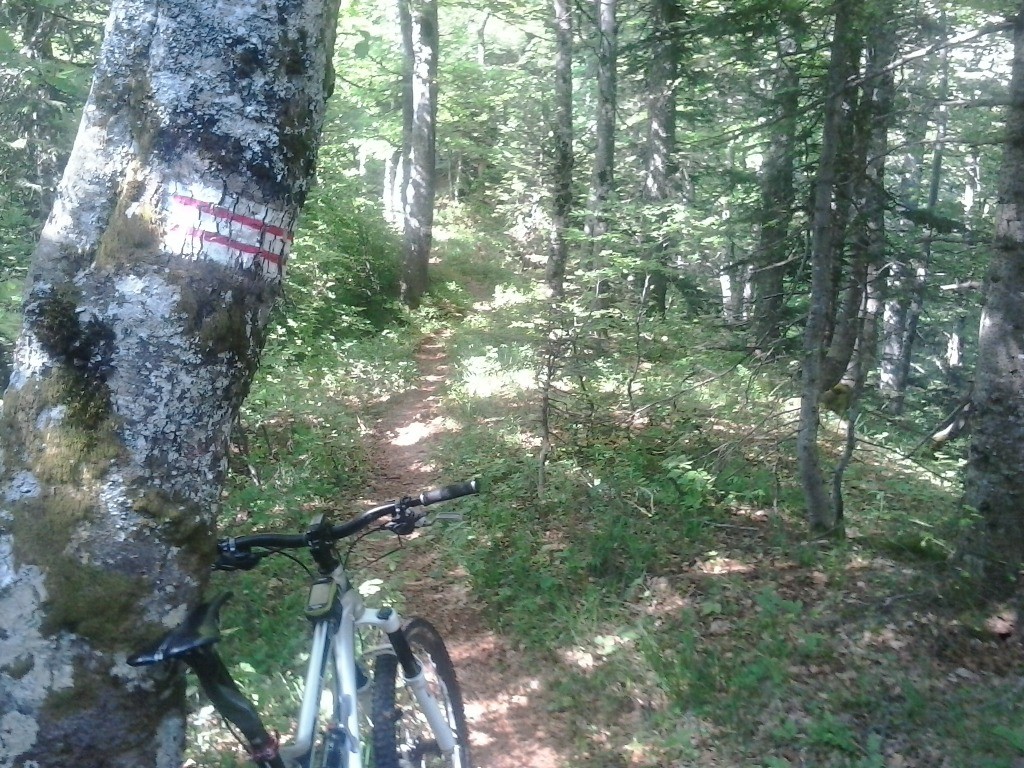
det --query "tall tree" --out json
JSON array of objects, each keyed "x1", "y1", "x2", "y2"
[
  {"x1": 546, "y1": 0, "x2": 574, "y2": 294},
  {"x1": 751, "y1": 21, "x2": 801, "y2": 352},
  {"x1": 960, "y1": 5, "x2": 1024, "y2": 599},
  {"x1": 641, "y1": 0, "x2": 682, "y2": 315},
  {"x1": 399, "y1": 0, "x2": 439, "y2": 308},
  {"x1": 585, "y1": 0, "x2": 618, "y2": 247},
  {"x1": 880, "y1": 27, "x2": 950, "y2": 413},
  {"x1": 0, "y1": 0, "x2": 339, "y2": 762},
  {"x1": 797, "y1": 0, "x2": 861, "y2": 533}
]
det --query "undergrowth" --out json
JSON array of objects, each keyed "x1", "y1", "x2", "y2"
[{"x1": 425, "y1": 224, "x2": 1021, "y2": 767}]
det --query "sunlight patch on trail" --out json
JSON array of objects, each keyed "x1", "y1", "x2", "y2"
[{"x1": 389, "y1": 416, "x2": 449, "y2": 447}]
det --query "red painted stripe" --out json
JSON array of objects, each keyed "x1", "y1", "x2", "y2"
[
  {"x1": 184, "y1": 227, "x2": 286, "y2": 266},
  {"x1": 172, "y1": 195, "x2": 293, "y2": 241}
]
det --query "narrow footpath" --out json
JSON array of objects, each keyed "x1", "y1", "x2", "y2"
[{"x1": 358, "y1": 334, "x2": 567, "y2": 768}]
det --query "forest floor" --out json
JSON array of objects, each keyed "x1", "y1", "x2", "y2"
[{"x1": 356, "y1": 331, "x2": 568, "y2": 768}]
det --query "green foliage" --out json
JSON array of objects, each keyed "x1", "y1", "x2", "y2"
[{"x1": 274, "y1": 170, "x2": 400, "y2": 353}]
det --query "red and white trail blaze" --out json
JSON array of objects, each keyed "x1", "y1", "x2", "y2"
[{"x1": 164, "y1": 187, "x2": 293, "y2": 278}]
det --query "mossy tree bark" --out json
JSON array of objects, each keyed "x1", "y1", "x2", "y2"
[
  {"x1": 0, "y1": 0, "x2": 339, "y2": 764},
  {"x1": 960, "y1": 6, "x2": 1024, "y2": 599}
]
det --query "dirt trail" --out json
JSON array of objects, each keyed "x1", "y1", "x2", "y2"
[{"x1": 359, "y1": 334, "x2": 566, "y2": 768}]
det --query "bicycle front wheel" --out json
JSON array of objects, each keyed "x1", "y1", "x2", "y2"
[{"x1": 371, "y1": 618, "x2": 472, "y2": 768}]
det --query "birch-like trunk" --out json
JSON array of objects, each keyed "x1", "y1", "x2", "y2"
[
  {"x1": 400, "y1": 0, "x2": 438, "y2": 308},
  {"x1": 584, "y1": 0, "x2": 617, "y2": 248},
  {"x1": 0, "y1": 0, "x2": 339, "y2": 763},
  {"x1": 960, "y1": 6, "x2": 1024, "y2": 598}
]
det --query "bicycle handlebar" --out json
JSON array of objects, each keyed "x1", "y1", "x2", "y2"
[
  {"x1": 214, "y1": 479, "x2": 479, "y2": 570},
  {"x1": 416, "y1": 479, "x2": 478, "y2": 506}
]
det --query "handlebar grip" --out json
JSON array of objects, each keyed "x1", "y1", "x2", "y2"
[{"x1": 418, "y1": 479, "x2": 479, "y2": 506}]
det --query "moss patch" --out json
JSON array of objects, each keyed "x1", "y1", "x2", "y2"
[
  {"x1": 94, "y1": 181, "x2": 164, "y2": 270},
  {"x1": 40, "y1": 559, "x2": 150, "y2": 647},
  {"x1": 135, "y1": 488, "x2": 216, "y2": 551},
  {"x1": 23, "y1": 284, "x2": 117, "y2": 433},
  {"x1": 9, "y1": 494, "x2": 150, "y2": 648},
  {"x1": 173, "y1": 268, "x2": 271, "y2": 368},
  {"x1": 10, "y1": 494, "x2": 93, "y2": 562}
]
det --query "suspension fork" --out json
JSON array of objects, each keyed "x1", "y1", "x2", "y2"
[
  {"x1": 184, "y1": 645, "x2": 286, "y2": 768},
  {"x1": 376, "y1": 608, "x2": 457, "y2": 755}
]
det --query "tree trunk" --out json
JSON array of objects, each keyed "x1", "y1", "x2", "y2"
[
  {"x1": 751, "y1": 27, "x2": 800, "y2": 352},
  {"x1": 584, "y1": 0, "x2": 617, "y2": 247},
  {"x1": 826, "y1": 1, "x2": 896, "y2": 517},
  {"x1": 851, "y1": 49, "x2": 893, "y2": 388},
  {"x1": 797, "y1": 0, "x2": 860, "y2": 534},
  {"x1": 392, "y1": 0, "x2": 413, "y2": 232},
  {"x1": 880, "y1": 28, "x2": 948, "y2": 413},
  {"x1": 399, "y1": 0, "x2": 437, "y2": 308},
  {"x1": 960, "y1": 6, "x2": 1024, "y2": 599},
  {"x1": 383, "y1": 147, "x2": 405, "y2": 228},
  {"x1": 0, "y1": 0, "x2": 339, "y2": 763},
  {"x1": 642, "y1": 0, "x2": 681, "y2": 315},
  {"x1": 546, "y1": 0, "x2": 574, "y2": 295}
]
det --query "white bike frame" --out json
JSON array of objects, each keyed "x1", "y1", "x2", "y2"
[{"x1": 279, "y1": 564, "x2": 457, "y2": 768}]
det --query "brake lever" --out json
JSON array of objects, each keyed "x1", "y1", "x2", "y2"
[{"x1": 213, "y1": 549, "x2": 264, "y2": 571}]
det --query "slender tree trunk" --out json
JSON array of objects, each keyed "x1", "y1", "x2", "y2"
[
  {"x1": 399, "y1": 0, "x2": 437, "y2": 308},
  {"x1": 584, "y1": 0, "x2": 617, "y2": 247},
  {"x1": 546, "y1": 0, "x2": 574, "y2": 294},
  {"x1": 850, "y1": 8, "x2": 896, "y2": 384},
  {"x1": 797, "y1": 0, "x2": 859, "y2": 534},
  {"x1": 395, "y1": 0, "x2": 413, "y2": 227},
  {"x1": 642, "y1": 0, "x2": 681, "y2": 315},
  {"x1": 960, "y1": 6, "x2": 1024, "y2": 599},
  {"x1": 0, "y1": 0, "x2": 339, "y2": 763},
  {"x1": 827, "y1": 3, "x2": 895, "y2": 516},
  {"x1": 751, "y1": 27, "x2": 800, "y2": 351},
  {"x1": 880, "y1": 28, "x2": 949, "y2": 413}
]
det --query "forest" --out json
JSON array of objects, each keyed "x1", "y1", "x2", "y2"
[{"x1": 2, "y1": 0, "x2": 1024, "y2": 765}]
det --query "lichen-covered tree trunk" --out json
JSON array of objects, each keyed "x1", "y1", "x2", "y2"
[
  {"x1": 960, "y1": 6, "x2": 1024, "y2": 599},
  {"x1": 545, "y1": 0, "x2": 574, "y2": 295},
  {"x1": 400, "y1": 0, "x2": 438, "y2": 308},
  {"x1": 0, "y1": 0, "x2": 339, "y2": 763}
]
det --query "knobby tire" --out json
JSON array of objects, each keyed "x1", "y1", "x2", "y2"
[{"x1": 371, "y1": 618, "x2": 471, "y2": 768}]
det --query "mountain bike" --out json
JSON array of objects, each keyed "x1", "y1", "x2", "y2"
[{"x1": 128, "y1": 479, "x2": 480, "y2": 768}]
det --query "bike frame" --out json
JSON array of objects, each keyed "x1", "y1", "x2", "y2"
[{"x1": 276, "y1": 562, "x2": 457, "y2": 768}]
